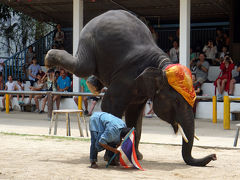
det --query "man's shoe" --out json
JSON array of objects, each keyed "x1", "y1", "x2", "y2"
[
  {"x1": 90, "y1": 162, "x2": 98, "y2": 168},
  {"x1": 1, "y1": 108, "x2": 5, "y2": 112},
  {"x1": 39, "y1": 110, "x2": 44, "y2": 113}
]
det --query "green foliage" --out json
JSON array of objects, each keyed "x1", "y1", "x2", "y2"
[{"x1": 0, "y1": 3, "x2": 54, "y2": 56}]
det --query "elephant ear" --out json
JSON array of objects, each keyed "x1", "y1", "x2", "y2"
[{"x1": 135, "y1": 67, "x2": 165, "y2": 97}]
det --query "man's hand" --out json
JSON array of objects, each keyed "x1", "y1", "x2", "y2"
[{"x1": 99, "y1": 143, "x2": 120, "y2": 154}]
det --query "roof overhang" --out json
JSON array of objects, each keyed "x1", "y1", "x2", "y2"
[{"x1": 1, "y1": 0, "x2": 231, "y2": 27}]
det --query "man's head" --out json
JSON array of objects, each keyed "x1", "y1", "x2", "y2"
[
  {"x1": 199, "y1": 53, "x2": 205, "y2": 62},
  {"x1": 28, "y1": 45, "x2": 33, "y2": 52},
  {"x1": 8, "y1": 75, "x2": 12, "y2": 82},
  {"x1": 120, "y1": 128, "x2": 132, "y2": 139},
  {"x1": 60, "y1": 69, "x2": 66, "y2": 79},
  {"x1": 173, "y1": 40, "x2": 178, "y2": 48},
  {"x1": 57, "y1": 24, "x2": 61, "y2": 31},
  {"x1": 32, "y1": 57, "x2": 37, "y2": 64},
  {"x1": 192, "y1": 73, "x2": 196, "y2": 82},
  {"x1": 17, "y1": 78, "x2": 23, "y2": 84},
  {"x1": 222, "y1": 46, "x2": 227, "y2": 53}
]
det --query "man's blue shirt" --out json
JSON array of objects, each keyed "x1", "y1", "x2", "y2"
[
  {"x1": 89, "y1": 112, "x2": 126, "y2": 151},
  {"x1": 57, "y1": 76, "x2": 71, "y2": 90}
]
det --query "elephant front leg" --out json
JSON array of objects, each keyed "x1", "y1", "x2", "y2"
[{"x1": 125, "y1": 100, "x2": 147, "y2": 160}]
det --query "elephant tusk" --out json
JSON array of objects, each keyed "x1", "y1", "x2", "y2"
[
  {"x1": 194, "y1": 135, "x2": 200, "y2": 141},
  {"x1": 178, "y1": 124, "x2": 189, "y2": 143}
]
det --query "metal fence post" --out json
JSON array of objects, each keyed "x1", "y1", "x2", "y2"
[
  {"x1": 47, "y1": 92, "x2": 53, "y2": 120},
  {"x1": 223, "y1": 96, "x2": 230, "y2": 130},
  {"x1": 212, "y1": 96, "x2": 217, "y2": 123},
  {"x1": 5, "y1": 94, "x2": 9, "y2": 114}
]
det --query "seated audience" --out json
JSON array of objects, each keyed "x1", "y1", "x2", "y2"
[
  {"x1": 0, "y1": 73, "x2": 4, "y2": 90},
  {"x1": 16, "y1": 78, "x2": 24, "y2": 105},
  {"x1": 169, "y1": 40, "x2": 179, "y2": 64},
  {"x1": 39, "y1": 69, "x2": 57, "y2": 113},
  {"x1": 229, "y1": 61, "x2": 240, "y2": 95},
  {"x1": 1, "y1": 75, "x2": 16, "y2": 111},
  {"x1": 28, "y1": 57, "x2": 41, "y2": 86},
  {"x1": 203, "y1": 40, "x2": 218, "y2": 65},
  {"x1": 190, "y1": 48, "x2": 197, "y2": 73},
  {"x1": 53, "y1": 69, "x2": 71, "y2": 110},
  {"x1": 214, "y1": 56, "x2": 234, "y2": 100},
  {"x1": 217, "y1": 46, "x2": 229, "y2": 63},
  {"x1": 195, "y1": 53, "x2": 209, "y2": 84},
  {"x1": 28, "y1": 73, "x2": 45, "y2": 107}
]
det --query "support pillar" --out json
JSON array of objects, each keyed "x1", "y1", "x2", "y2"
[
  {"x1": 179, "y1": 0, "x2": 191, "y2": 68},
  {"x1": 73, "y1": 0, "x2": 83, "y2": 92}
]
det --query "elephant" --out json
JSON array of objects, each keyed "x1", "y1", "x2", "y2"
[{"x1": 45, "y1": 10, "x2": 216, "y2": 166}]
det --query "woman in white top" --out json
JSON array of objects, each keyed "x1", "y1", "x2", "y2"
[
  {"x1": 1, "y1": 75, "x2": 16, "y2": 111},
  {"x1": 16, "y1": 79, "x2": 25, "y2": 105}
]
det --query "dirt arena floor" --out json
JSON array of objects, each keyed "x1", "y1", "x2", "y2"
[{"x1": 0, "y1": 133, "x2": 239, "y2": 180}]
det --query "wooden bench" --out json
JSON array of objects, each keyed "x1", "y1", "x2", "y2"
[
  {"x1": 49, "y1": 109, "x2": 89, "y2": 137},
  {"x1": 233, "y1": 123, "x2": 240, "y2": 147}
]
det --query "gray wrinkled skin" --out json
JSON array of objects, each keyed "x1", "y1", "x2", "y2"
[{"x1": 45, "y1": 10, "x2": 216, "y2": 166}]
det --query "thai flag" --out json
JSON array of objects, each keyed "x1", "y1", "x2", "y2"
[{"x1": 118, "y1": 128, "x2": 144, "y2": 170}]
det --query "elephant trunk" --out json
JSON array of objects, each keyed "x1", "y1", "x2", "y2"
[
  {"x1": 179, "y1": 111, "x2": 217, "y2": 166},
  {"x1": 45, "y1": 49, "x2": 78, "y2": 75},
  {"x1": 45, "y1": 49, "x2": 94, "y2": 77}
]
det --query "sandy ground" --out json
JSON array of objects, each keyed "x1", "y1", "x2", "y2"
[{"x1": 0, "y1": 134, "x2": 239, "y2": 180}]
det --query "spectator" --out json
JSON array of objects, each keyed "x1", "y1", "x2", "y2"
[
  {"x1": 39, "y1": 69, "x2": 57, "y2": 113},
  {"x1": 0, "y1": 73, "x2": 4, "y2": 90},
  {"x1": 1, "y1": 75, "x2": 16, "y2": 111},
  {"x1": 25, "y1": 46, "x2": 35, "y2": 66},
  {"x1": 217, "y1": 46, "x2": 229, "y2": 63},
  {"x1": 74, "y1": 78, "x2": 100, "y2": 116},
  {"x1": 223, "y1": 32, "x2": 230, "y2": 48},
  {"x1": 55, "y1": 70, "x2": 60, "y2": 80},
  {"x1": 216, "y1": 29, "x2": 224, "y2": 52},
  {"x1": 0, "y1": 58, "x2": 5, "y2": 76},
  {"x1": 33, "y1": 75, "x2": 47, "y2": 113},
  {"x1": 195, "y1": 53, "x2": 209, "y2": 84},
  {"x1": 169, "y1": 40, "x2": 179, "y2": 64},
  {"x1": 16, "y1": 78, "x2": 24, "y2": 105},
  {"x1": 214, "y1": 56, "x2": 234, "y2": 100},
  {"x1": 54, "y1": 24, "x2": 64, "y2": 47},
  {"x1": 192, "y1": 73, "x2": 202, "y2": 116},
  {"x1": 190, "y1": 48, "x2": 197, "y2": 73},
  {"x1": 229, "y1": 61, "x2": 240, "y2": 96},
  {"x1": 202, "y1": 40, "x2": 218, "y2": 65},
  {"x1": 28, "y1": 57, "x2": 41, "y2": 86},
  {"x1": 28, "y1": 73, "x2": 45, "y2": 108},
  {"x1": 149, "y1": 25, "x2": 158, "y2": 43},
  {"x1": 53, "y1": 69, "x2": 71, "y2": 110}
]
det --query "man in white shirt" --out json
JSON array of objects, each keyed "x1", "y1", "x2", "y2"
[
  {"x1": 169, "y1": 40, "x2": 179, "y2": 64},
  {"x1": 1, "y1": 75, "x2": 16, "y2": 111}
]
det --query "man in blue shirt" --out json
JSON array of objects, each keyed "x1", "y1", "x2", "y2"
[
  {"x1": 53, "y1": 69, "x2": 71, "y2": 109},
  {"x1": 89, "y1": 112, "x2": 130, "y2": 168}
]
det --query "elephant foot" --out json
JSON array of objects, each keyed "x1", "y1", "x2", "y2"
[
  {"x1": 136, "y1": 150, "x2": 143, "y2": 160},
  {"x1": 86, "y1": 75, "x2": 104, "y2": 95}
]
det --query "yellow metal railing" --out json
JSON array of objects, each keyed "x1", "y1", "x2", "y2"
[{"x1": 223, "y1": 96, "x2": 240, "y2": 130}]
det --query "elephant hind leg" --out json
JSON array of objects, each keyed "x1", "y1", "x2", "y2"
[{"x1": 125, "y1": 100, "x2": 147, "y2": 160}]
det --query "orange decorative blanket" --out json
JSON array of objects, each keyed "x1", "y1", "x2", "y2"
[{"x1": 165, "y1": 64, "x2": 196, "y2": 107}]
